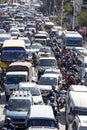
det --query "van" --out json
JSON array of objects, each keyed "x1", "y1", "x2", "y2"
[
  {"x1": 78, "y1": 49, "x2": 87, "y2": 79},
  {"x1": 4, "y1": 61, "x2": 37, "y2": 101},
  {"x1": 26, "y1": 105, "x2": 59, "y2": 130},
  {"x1": 66, "y1": 91, "x2": 87, "y2": 129},
  {"x1": 69, "y1": 85, "x2": 87, "y2": 92}
]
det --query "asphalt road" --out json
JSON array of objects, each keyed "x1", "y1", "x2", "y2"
[{"x1": 0, "y1": 92, "x2": 66, "y2": 130}]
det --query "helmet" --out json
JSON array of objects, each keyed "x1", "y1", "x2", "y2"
[
  {"x1": 80, "y1": 80, "x2": 86, "y2": 85},
  {"x1": 50, "y1": 96, "x2": 55, "y2": 102},
  {"x1": 5, "y1": 117, "x2": 11, "y2": 123}
]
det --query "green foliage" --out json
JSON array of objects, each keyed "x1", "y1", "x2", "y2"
[
  {"x1": 77, "y1": 9, "x2": 87, "y2": 26},
  {"x1": 64, "y1": 2, "x2": 73, "y2": 15}
]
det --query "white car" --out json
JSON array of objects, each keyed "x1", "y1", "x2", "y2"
[
  {"x1": 19, "y1": 37, "x2": 31, "y2": 49},
  {"x1": 19, "y1": 82, "x2": 44, "y2": 105},
  {"x1": 38, "y1": 73, "x2": 60, "y2": 91}
]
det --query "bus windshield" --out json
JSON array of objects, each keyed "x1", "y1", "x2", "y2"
[
  {"x1": 1, "y1": 47, "x2": 26, "y2": 63},
  {"x1": 66, "y1": 37, "x2": 82, "y2": 47}
]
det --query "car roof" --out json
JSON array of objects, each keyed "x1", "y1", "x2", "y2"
[
  {"x1": 37, "y1": 85, "x2": 52, "y2": 91},
  {"x1": 69, "y1": 85, "x2": 87, "y2": 92},
  {"x1": 44, "y1": 68, "x2": 60, "y2": 73},
  {"x1": 41, "y1": 73, "x2": 59, "y2": 78},
  {"x1": 6, "y1": 71, "x2": 28, "y2": 75},
  {"x1": 29, "y1": 105, "x2": 55, "y2": 119},
  {"x1": 10, "y1": 90, "x2": 32, "y2": 100},
  {"x1": 39, "y1": 57, "x2": 56, "y2": 60},
  {"x1": 19, "y1": 82, "x2": 37, "y2": 88},
  {"x1": 69, "y1": 91, "x2": 87, "y2": 109}
]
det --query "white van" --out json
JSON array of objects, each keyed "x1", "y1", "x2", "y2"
[
  {"x1": 69, "y1": 85, "x2": 87, "y2": 92},
  {"x1": 78, "y1": 49, "x2": 87, "y2": 79},
  {"x1": 4, "y1": 61, "x2": 37, "y2": 101},
  {"x1": 26, "y1": 105, "x2": 59, "y2": 130},
  {"x1": 66, "y1": 91, "x2": 87, "y2": 129}
]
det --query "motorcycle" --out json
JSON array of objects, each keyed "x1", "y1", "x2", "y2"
[{"x1": 58, "y1": 89, "x2": 67, "y2": 109}]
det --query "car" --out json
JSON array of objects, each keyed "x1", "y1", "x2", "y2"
[
  {"x1": 26, "y1": 105, "x2": 59, "y2": 130},
  {"x1": 38, "y1": 73, "x2": 60, "y2": 91},
  {"x1": 30, "y1": 42, "x2": 43, "y2": 53},
  {"x1": 37, "y1": 57, "x2": 58, "y2": 79},
  {"x1": 0, "y1": 29, "x2": 6, "y2": 34},
  {"x1": 26, "y1": 22, "x2": 36, "y2": 33},
  {"x1": 44, "y1": 68, "x2": 62, "y2": 77},
  {"x1": 17, "y1": 23, "x2": 25, "y2": 32},
  {"x1": 19, "y1": 82, "x2": 44, "y2": 105},
  {"x1": 19, "y1": 37, "x2": 31, "y2": 49},
  {"x1": 11, "y1": 32, "x2": 20, "y2": 39},
  {"x1": 38, "y1": 46, "x2": 54, "y2": 57},
  {"x1": 4, "y1": 90, "x2": 34, "y2": 129}
]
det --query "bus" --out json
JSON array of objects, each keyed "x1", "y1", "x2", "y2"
[
  {"x1": 0, "y1": 39, "x2": 26, "y2": 68},
  {"x1": 62, "y1": 30, "x2": 83, "y2": 49},
  {"x1": 44, "y1": 21, "x2": 55, "y2": 33}
]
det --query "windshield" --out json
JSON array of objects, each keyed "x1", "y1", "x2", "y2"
[
  {"x1": 1, "y1": 48, "x2": 26, "y2": 62},
  {"x1": 39, "y1": 59, "x2": 57, "y2": 67},
  {"x1": 38, "y1": 77, "x2": 57, "y2": 85},
  {"x1": 31, "y1": 44, "x2": 42, "y2": 49},
  {"x1": 66, "y1": 37, "x2": 82, "y2": 47},
  {"x1": 28, "y1": 119, "x2": 56, "y2": 128},
  {"x1": 20, "y1": 87, "x2": 40, "y2": 96},
  {"x1": 27, "y1": 24, "x2": 35, "y2": 28},
  {"x1": 6, "y1": 75, "x2": 26, "y2": 84},
  {"x1": 8, "y1": 99, "x2": 31, "y2": 111},
  {"x1": 39, "y1": 48, "x2": 49, "y2": 53}
]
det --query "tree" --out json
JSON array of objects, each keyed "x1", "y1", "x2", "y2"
[{"x1": 77, "y1": 9, "x2": 87, "y2": 26}]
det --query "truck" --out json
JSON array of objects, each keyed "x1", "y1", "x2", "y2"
[{"x1": 4, "y1": 61, "x2": 37, "y2": 101}]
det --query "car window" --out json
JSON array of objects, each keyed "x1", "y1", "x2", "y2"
[
  {"x1": 39, "y1": 59, "x2": 57, "y2": 66},
  {"x1": 20, "y1": 87, "x2": 40, "y2": 96},
  {"x1": 28, "y1": 119, "x2": 56, "y2": 127},
  {"x1": 38, "y1": 77, "x2": 57, "y2": 85},
  {"x1": 8, "y1": 99, "x2": 31, "y2": 111}
]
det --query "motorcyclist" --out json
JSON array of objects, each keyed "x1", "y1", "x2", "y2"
[
  {"x1": 32, "y1": 52, "x2": 37, "y2": 67},
  {"x1": 46, "y1": 89, "x2": 56, "y2": 103},
  {"x1": 2, "y1": 117, "x2": 15, "y2": 130},
  {"x1": 48, "y1": 96, "x2": 60, "y2": 129}
]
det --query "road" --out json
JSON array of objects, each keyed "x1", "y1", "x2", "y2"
[{"x1": 0, "y1": 92, "x2": 66, "y2": 130}]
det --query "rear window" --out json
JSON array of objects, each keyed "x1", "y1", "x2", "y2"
[{"x1": 28, "y1": 119, "x2": 56, "y2": 128}]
